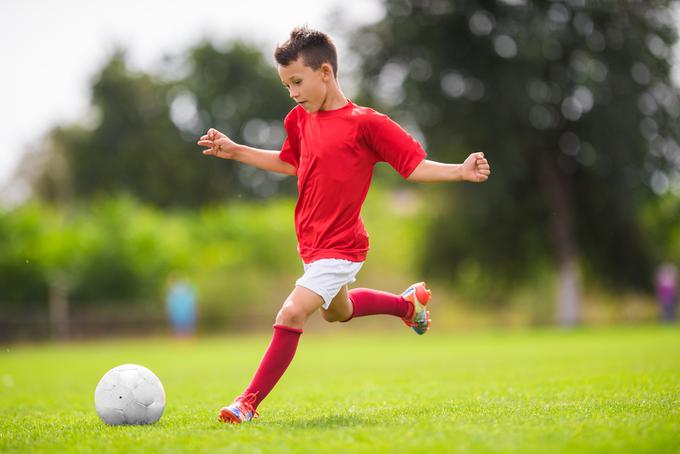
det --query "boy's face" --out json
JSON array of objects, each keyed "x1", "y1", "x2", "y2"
[{"x1": 278, "y1": 56, "x2": 333, "y2": 113}]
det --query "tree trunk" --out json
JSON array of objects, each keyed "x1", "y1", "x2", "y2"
[
  {"x1": 48, "y1": 273, "x2": 70, "y2": 339},
  {"x1": 539, "y1": 152, "x2": 581, "y2": 326}
]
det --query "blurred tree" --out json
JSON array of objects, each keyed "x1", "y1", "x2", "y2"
[
  {"x1": 0, "y1": 204, "x2": 49, "y2": 311},
  {"x1": 21, "y1": 41, "x2": 294, "y2": 207},
  {"x1": 352, "y1": 0, "x2": 680, "y2": 324},
  {"x1": 179, "y1": 40, "x2": 296, "y2": 199},
  {"x1": 37, "y1": 212, "x2": 88, "y2": 338}
]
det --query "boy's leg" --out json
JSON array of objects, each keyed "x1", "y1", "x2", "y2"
[
  {"x1": 245, "y1": 285, "x2": 322, "y2": 403},
  {"x1": 332, "y1": 284, "x2": 431, "y2": 335},
  {"x1": 321, "y1": 285, "x2": 413, "y2": 321},
  {"x1": 320, "y1": 285, "x2": 353, "y2": 322},
  {"x1": 343, "y1": 288, "x2": 414, "y2": 320},
  {"x1": 219, "y1": 286, "x2": 323, "y2": 423}
]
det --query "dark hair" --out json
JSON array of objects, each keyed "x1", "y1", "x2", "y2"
[{"x1": 275, "y1": 26, "x2": 338, "y2": 77}]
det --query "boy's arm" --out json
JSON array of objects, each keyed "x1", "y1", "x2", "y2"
[
  {"x1": 197, "y1": 128, "x2": 296, "y2": 176},
  {"x1": 226, "y1": 144, "x2": 296, "y2": 176},
  {"x1": 407, "y1": 152, "x2": 490, "y2": 183}
]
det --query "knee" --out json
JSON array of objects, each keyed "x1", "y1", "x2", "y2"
[
  {"x1": 275, "y1": 301, "x2": 308, "y2": 328},
  {"x1": 320, "y1": 309, "x2": 340, "y2": 323}
]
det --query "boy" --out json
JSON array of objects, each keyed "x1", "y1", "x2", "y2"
[{"x1": 197, "y1": 27, "x2": 490, "y2": 424}]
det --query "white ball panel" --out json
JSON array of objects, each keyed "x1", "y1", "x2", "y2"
[
  {"x1": 95, "y1": 384, "x2": 133, "y2": 411},
  {"x1": 97, "y1": 407, "x2": 126, "y2": 425},
  {"x1": 133, "y1": 379, "x2": 159, "y2": 407},
  {"x1": 123, "y1": 400, "x2": 149, "y2": 425},
  {"x1": 145, "y1": 401, "x2": 164, "y2": 423},
  {"x1": 117, "y1": 369, "x2": 142, "y2": 390}
]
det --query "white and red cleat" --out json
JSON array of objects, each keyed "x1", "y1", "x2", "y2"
[
  {"x1": 401, "y1": 282, "x2": 432, "y2": 335},
  {"x1": 218, "y1": 393, "x2": 259, "y2": 424}
]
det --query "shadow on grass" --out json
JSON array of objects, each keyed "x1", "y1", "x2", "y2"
[
  {"x1": 258, "y1": 406, "x2": 444, "y2": 429},
  {"x1": 264, "y1": 413, "x2": 372, "y2": 429}
]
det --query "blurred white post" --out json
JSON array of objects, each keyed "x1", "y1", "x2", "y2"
[
  {"x1": 558, "y1": 255, "x2": 580, "y2": 326},
  {"x1": 539, "y1": 151, "x2": 582, "y2": 326},
  {"x1": 48, "y1": 273, "x2": 70, "y2": 339}
]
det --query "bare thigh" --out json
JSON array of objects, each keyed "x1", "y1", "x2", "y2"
[{"x1": 320, "y1": 285, "x2": 353, "y2": 322}]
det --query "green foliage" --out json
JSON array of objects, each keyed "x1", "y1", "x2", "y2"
[
  {"x1": 353, "y1": 0, "x2": 680, "y2": 294},
  {"x1": 0, "y1": 204, "x2": 49, "y2": 308},
  {"x1": 0, "y1": 196, "x2": 292, "y2": 312},
  {"x1": 1, "y1": 327, "x2": 678, "y2": 452},
  {"x1": 70, "y1": 197, "x2": 180, "y2": 303},
  {"x1": 0, "y1": 189, "x2": 428, "y2": 322},
  {"x1": 24, "y1": 41, "x2": 295, "y2": 207},
  {"x1": 642, "y1": 192, "x2": 680, "y2": 263}
]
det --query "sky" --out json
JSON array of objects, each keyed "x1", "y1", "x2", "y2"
[
  {"x1": 0, "y1": 1, "x2": 679, "y2": 203},
  {"x1": 0, "y1": 0, "x2": 383, "y2": 202}
]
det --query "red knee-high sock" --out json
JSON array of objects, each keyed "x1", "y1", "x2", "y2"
[
  {"x1": 345, "y1": 288, "x2": 414, "y2": 321},
  {"x1": 242, "y1": 324, "x2": 302, "y2": 409}
]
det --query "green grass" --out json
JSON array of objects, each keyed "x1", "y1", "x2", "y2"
[{"x1": 1, "y1": 325, "x2": 678, "y2": 453}]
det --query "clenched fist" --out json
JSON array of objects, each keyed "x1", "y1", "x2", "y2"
[{"x1": 461, "y1": 152, "x2": 491, "y2": 183}]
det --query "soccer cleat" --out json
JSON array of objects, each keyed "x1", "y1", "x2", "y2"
[
  {"x1": 218, "y1": 393, "x2": 259, "y2": 424},
  {"x1": 401, "y1": 282, "x2": 432, "y2": 335}
]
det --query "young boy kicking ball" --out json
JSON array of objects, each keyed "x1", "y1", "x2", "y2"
[{"x1": 197, "y1": 27, "x2": 490, "y2": 424}]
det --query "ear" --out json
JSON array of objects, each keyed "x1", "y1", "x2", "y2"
[{"x1": 320, "y1": 63, "x2": 335, "y2": 81}]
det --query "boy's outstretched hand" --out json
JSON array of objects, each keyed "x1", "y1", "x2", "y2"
[
  {"x1": 461, "y1": 152, "x2": 491, "y2": 183},
  {"x1": 197, "y1": 128, "x2": 238, "y2": 159}
]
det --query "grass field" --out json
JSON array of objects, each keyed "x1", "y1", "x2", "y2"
[{"x1": 1, "y1": 325, "x2": 678, "y2": 453}]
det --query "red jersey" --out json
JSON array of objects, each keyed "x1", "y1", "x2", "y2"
[{"x1": 278, "y1": 101, "x2": 426, "y2": 263}]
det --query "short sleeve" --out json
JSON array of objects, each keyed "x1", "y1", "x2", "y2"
[
  {"x1": 279, "y1": 109, "x2": 301, "y2": 170},
  {"x1": 362, "y1": 113, "x2": 427, "y2": 179}
]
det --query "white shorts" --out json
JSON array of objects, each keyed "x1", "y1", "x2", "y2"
[{"x1": 295, "y1": 258, "x2": 364, "y2": 309}]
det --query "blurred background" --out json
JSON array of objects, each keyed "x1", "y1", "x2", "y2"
[{"x1": 1, "y1": 0, "x2": 679, "y2": 342}]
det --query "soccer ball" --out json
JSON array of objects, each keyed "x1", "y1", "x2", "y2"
[{"x1": 94, "y1": 364, "x2": 166, "y2": 425}]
